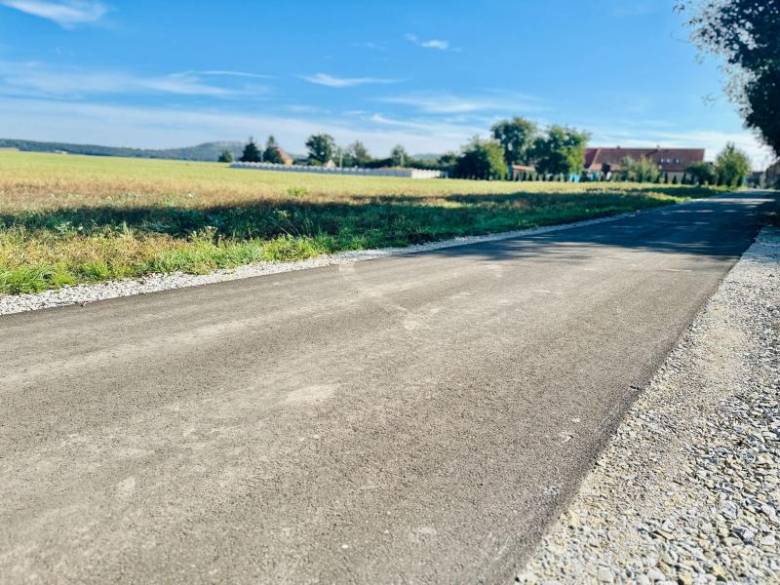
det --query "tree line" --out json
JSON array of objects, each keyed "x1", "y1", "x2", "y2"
[
  {"x1": 227, "y1": 117, "x2": 752, "y2": 186},
  {"x1": 229, "y1": 134, "x2": 439, "y2": 170},
  {"x1": 453, "y1": 119, "x2": 590, "y2": 180},
  {"x1": 227, "y1": 118, "x2": 591, "y2": 180},
  {"x1": 621, "y1": 144, "x2": 751, "y2": 187}
]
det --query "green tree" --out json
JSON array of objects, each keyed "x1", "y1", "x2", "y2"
[
  {"x1": 239, "y1": 137, "x2": 262, "y2": 163},
  {"x1": 621, "y1": 156, "x2": 661, "y2": 183},
  {"x1": 436, "y1": 152, "x2": 459, "y2": 174},
  {"x1": 390, "y1": 145, "x2": 409, "y2": 167},
  {"x1": 263, "y1": 135, "x2": 285, "y2": 164},
  {"x1": 714, "y1": 142, "x2": 751, "y2": 186},
  {"x1": 348, "y1": 141, "x2": 372, "y2": 166},
  {"x1": 333, "y1": 146, "x2": 347, "y2": 168},
  {"x1": 453, "y1": 137, "x2": 506, "y2": 180},
  {"x1": 305, "y1": 133, "x2": 336, "y2": 165},
  {"x1": 530, "y1": 125, "x2": 590, "y2": 175},
  {"x1": 679, "y1": 0, "x2": 780, "y2": 156},
  {"x1": 491, "y1": 117, "x2": 538, "y2": 169},
  {"x1": 686, "y1": 161, "x2": 717, "y2": 184},
  {"x1": 217, "y1": 150, "x2": 234, "y2": 163}
]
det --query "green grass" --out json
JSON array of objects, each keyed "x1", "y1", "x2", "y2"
[{"x1": 0, "y1": 151, "x2": 728, "y2": 295}]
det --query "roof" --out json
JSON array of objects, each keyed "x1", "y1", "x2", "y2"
[
  {"x1": 585, "y1": 147, "x2": 705, "y2": 173},
  {"x1": 276, "y1": 147, "x2": 293, "y2": 164}
]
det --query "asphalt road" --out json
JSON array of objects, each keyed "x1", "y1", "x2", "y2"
[{"x1": 0, "y1": 193, "x2": 774, "y2": 584}]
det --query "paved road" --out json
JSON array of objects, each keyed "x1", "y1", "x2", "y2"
[{"x1": 0, "y1": 193, "x2": 774, "y2": 584}]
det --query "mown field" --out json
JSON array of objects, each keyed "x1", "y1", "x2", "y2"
[{"x1": 0, "y1": 151, "x2": 726, "y2": 294}]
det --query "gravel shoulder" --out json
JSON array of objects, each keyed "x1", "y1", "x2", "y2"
[
  {"x1": 519, "y1": 227, "x2": 780, "y2": 584},
  {"x1": 0, "y1": 211, "x2": 646, "y2": 316}
]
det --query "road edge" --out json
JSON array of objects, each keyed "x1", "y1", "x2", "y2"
[
  {"x1": 4, "y1": 192, "x2": 758, "y2": 316},
  {"x1": 517, "y1": 226, "x2": 780, "y2": 583},
  {"x1": 1, "y1": 207, "x2": 647, "y2": 316}
]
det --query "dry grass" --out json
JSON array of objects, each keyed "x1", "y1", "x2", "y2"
[
  {"x1": 0, "y1": 151, "x2": 726, "y2": 294},
  {"x1": 0, "y1": 150, "x2": 660, "y2": 209}
]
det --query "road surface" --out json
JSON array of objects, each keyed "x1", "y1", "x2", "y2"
[{"x1": 0, "y1": 193, "x2": 774, "y2": 584}]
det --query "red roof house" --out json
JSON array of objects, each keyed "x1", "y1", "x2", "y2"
[{"x1": 584, "y1": 147, "x2": 705, "y2": 178}]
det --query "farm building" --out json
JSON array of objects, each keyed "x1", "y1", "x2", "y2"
[
  {"x1": 584, "y1": 147, "x2": 705, "y2": 181},
  {"x1": 276, "y1": 147, "x2": 294, "y2": 166},
  {"x1": 231, "y1": 162, "x2": 444, "y2": 179},
  {"x1": 765, "y1": 159, "x2": 780, "y2": 188},
  {"x1": 511, "y1": 164, "x2": 536, "y2": 180}
]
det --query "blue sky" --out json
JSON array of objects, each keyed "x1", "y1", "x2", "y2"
[{"x1": 0, "y1": 0, "x2": 773, "y2": 166}]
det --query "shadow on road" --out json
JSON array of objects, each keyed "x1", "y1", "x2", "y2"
[{"x1": 412, "y1": 193, "x2": 778, "y2": 265}]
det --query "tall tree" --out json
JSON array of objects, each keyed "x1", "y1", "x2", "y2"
[
  {"x1": 348, "y1": 141, "x2": 372, "y2": 166},
  {"x1": 239, "y1": 137, "x2": 262, "y2": 163},
  {"x1": 715, "y1": 142, "x2": 751, "y2": 186},
  {"x1": 622, "y1": 156, "x2": 661, "y2": 183},
  {"x1": 491, "y1": 117, "x2": 538, "y2": 169},
  {"x1": 530, "y1": 126, "x2": 590, "y2": 176},
  {"x1": 390, "y1": 145, "x2": 409, "y2": 167},
  {"x1": 263, "y1": 135, "x2": 284, "y2": 164},
  {"x1": 436, "y1": 152, "x2": 459, "y2": 174},
  {"x1": 305, "y1": 134, "x2": 336, "y2": 165},
  {"x1": 678, "y1": 0, "x2": 780, "y2": 156},
  {"x1": 686, "y1": 161, "x2": 717, "y2": 184},
  {"x1": 453, "y1": 137, "x2": 506, "y2": 179}
]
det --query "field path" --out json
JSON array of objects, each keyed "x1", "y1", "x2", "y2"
[{"x1": 0, "y1": 192, "x2": 773, "y2": 584}]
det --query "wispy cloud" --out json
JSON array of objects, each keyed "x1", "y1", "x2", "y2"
[
  {"x1": 0, "y1": 97, "x2": 490, "y2": 156},
  {"x1": 0, "y1": 95, "x2": 771, "y2": 166},
  {"x1": 351, "y1": 41, "x2": 388, "y2": 52},
  {"x1": 405, "y1": 34, "x2": 457, "y2": 51},
  {"x1": 0, "y1": 0, "x2": 108, "y2": 28},
  {"x1": 367, "y1": 112, "x2": 484, "y2": 136},
  {"x1": 0, "y1": 61, "x2": 259, "y2": 98},
  {"x1": 179, "y1": 70, "x2": 275, "y2": 80},
  {"x1": 300, "y1": 73, "x2": 401, "y2": 88},
  {"x1": 379, "y1": 91, "x2": 545, "y2": 114}
]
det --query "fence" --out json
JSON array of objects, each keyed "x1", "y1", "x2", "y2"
[{"x1": 230, "y1": 162, "x2": 444, "y2": 180}]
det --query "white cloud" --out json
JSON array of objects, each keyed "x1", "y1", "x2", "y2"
[
  {"x1": 0, "y1": 97, "x2": 485, "y2": 156},
  {"x1": 0, "y1": 96, "x2": 772, "y2": 167},
  {"x1": 367, "y1": 112, "x2": 485, "y2": 137},
  {"x1": 0, "y1": 0, "x2": 107, "y2": 28},
  {"x1": 300, "y1": 73, "x2": 401, "y2": 88},
  {"x1": 0, "y1": 61, "x2": 258, "y2": 98},
  {"x1": 422, "y1": 39, "x2": 449, "y2": 50},
  {"x1": 406, "y1": 34, "x2": 457, "y2": 51},
  {"x1": 351, "y1": 41, "x2": 387, "y2": 52},
  {"x1": 380, "y1": 91, "x2": 546, "y2": 114},
  {"x1": 180, "y1": 70, "x2": 274, "y2": 80}
]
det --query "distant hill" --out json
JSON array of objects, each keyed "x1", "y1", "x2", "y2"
[{"x1": 0, "y1": 139, "x2": 247, "y2": 162}]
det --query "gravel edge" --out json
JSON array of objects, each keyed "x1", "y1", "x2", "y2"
[
  {"x1": 0, "y1": 210, "x2": 645, "y2": 316},
  {"x1": 518, "y1": 227, "x2": 780, "y2": 584}
]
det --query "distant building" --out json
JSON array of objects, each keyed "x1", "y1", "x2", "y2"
[
  {"x1": 765, "y1": 159, "x2": 780, "y2": 188},
  {"x1": 511, "y1": 164, "x2": 536, "y2": 179},
  {"x1": 274, "y1": 147, "x2": 294, "y2": 166},
  {"x1": 584, "y1": 147, "x2": 705, "y2": 181},
  {"x1": 231, "y1": 162, "x2": 444, "y2": 179}
]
